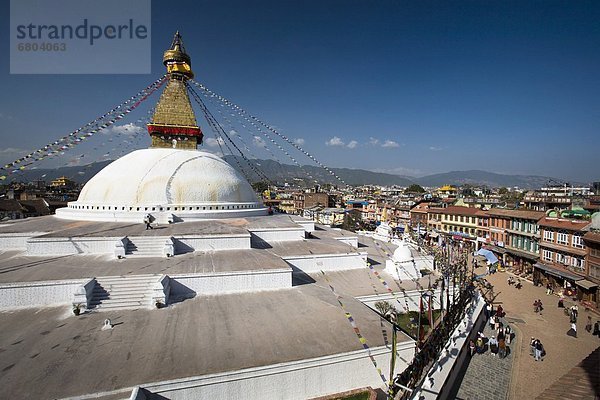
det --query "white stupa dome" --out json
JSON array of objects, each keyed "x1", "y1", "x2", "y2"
[
  {"x1": 56, "y1": 148, "x2": 267, "y2": 222},
  {"x1": 392, "y1": 241, "x2": 413, "y2": 263}
]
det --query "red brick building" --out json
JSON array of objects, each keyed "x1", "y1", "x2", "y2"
[{"x1": 536, "y1": 215, "x2": 591, "y2": 295}]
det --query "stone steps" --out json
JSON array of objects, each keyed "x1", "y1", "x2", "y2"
[
  {"x1": 125, "y1": 237, "x2": 169, "y2": 257},
  {"x1": 90, "y1": 274, "x2": 159, "y2": 311}
]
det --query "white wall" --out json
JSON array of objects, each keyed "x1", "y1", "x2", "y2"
[
  {"x1": 334, "y1": 237, "x2": 359, "y2": 248},
  {"x1": 133, "y1": 343, "x2": 415, "y2": 400},
  {"x1": 170, "y1": 269, "x2": 292, "y2": 297},
  {"x1": 26, "y1": 237, "x2": 121, "y2": 255},
  {"x1": 173, "y1": 235, "x2": 251, "y2": 252},
  {"x1": 282, "y1": 252, "x2": 368, "y2": 273},
  {"x1": 0, "y1": 279, "x2": 84, "y2": 310},
  {"x1": 0, "y1": 233, "x2": 44, "y2": 251},
  {"x1": 249, "y1": 228, "x2": 305, "y2": 245}
]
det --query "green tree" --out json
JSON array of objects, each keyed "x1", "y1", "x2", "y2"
[
  {"x1": 498, "y1": 187, "x2": 509, "y2": 195},
  {"x1": 405, "y1": 184, "x2": 425, "y2": 194},
  {"x1": 251, "y1": 181, "x2": 269, "y2": 194}
]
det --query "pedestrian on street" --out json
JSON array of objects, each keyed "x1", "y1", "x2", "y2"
[
  {"x1": 530, "y1": 337, "x2": 536, "y2": 356},
  {"x1": 476, "y1": 336, "x2": 485, "y2": 354},
  {"x1": 585, "y1": 316, "x2": 592, "y2": 333},
  {"x1": 489, "y1": 314, "x2": 496, "y2": 330},
  {"x1": 533, "y1": 299, "x2": 540, "y2": 313},
  {"x1": 593, "y1": 321, "x2": 600, "y2": 337},
  {"x1": 504, "y1": 325, "x2": 512, "y2": 345},
  {"x1": 485, "y1": 303, "x2": 491, "y2": 319},
  {"x1": 489, "y1": 335, "x2": 498, "y2": 356},
  {"x1": 571, "y1": 322, "x2": 577, "y2": 338},
  {"x1": 534, "y1": 340, "x2": 544, "y2": 361},
  {"x1": 496, "y1": 304, "x2": 504, "y2": 318},
  {"x1": 498, "y1": 335, "x2": 507, "y2": 359},
  {"x1": 469, "y1": 339, "x2": 476, "y2": 356}
]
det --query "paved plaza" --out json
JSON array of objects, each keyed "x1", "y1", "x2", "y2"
[
  {"x1": 455, "y1": 313, "x2": 514, "y2": 400},
  {"x1": 460, "y1": 263, "x2": 600, "y2": 399}
]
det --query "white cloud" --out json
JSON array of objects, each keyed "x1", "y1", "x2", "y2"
[
  {"x1": 347, "y1": 140, "x2": 358, "y2": 149},
  {"x1": 104, "y1": 123, "x2": 144, "y2": 136},
  {"x1": 293, "y1": 138, "x2": 305, "y2": 145},
  {"x1": 205, "y1": 137, "x2": 225, "y2": 147},
  {"x1": 326, "y1": 136, "x2": 345, "y2": 146},
  {"x1": 382, "y1": 140, "x2": 400, "y2": 148},
  {"x1": 253, "y1": 136, "x2": 266, "y2": 148},
  {"x1": 0, "y1": 147, "x2": 29, "y2": 164},
  {"x1": 369, "y1": 137, "x2": 379, "y2": 146},
  {"x1": 372, "y1": 166, "x2": 423, "y2": 177},
  {"x1": 429, "y1": 146, "x2": 443, "y2": 151}
]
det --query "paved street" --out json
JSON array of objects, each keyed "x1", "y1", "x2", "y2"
[
  {"x1": 456, "y1": 313, "x2": 514, "y2": 400},
  {"x1": 462, "y1": 264, "x2": 600, "y2": 399}
]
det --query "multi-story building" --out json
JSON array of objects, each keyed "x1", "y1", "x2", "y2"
[
  {"x1": 427, "y1": 206, "x2": 487, "y2": 250},
  {"x1": 293, "y1": 192, "x2": 332, "y2": 214},
  {"x1": 582, "y1": 214, "x2": 600, "y2": 308},
  {"x1": 523, "y1": 191, "x2": 572, "y2": 211},
  {"x1": 410, "y1": 202, "x2": 429, "y2": 230},
  {"x1": 535, "y1": 213, "x2": 591, "y2": 290},
  {"x1": 485, "y1": 209, "x2": 545, "y2": 274},
  {"x1": 303, "y1": 206, "x2": 345, "y2": 227},
  {"x1": 50, "y1": 176, "x2": 77, "y2": 190},
  {"x1": 427, "y1": 207, "x2": 443, "y2": 233}
]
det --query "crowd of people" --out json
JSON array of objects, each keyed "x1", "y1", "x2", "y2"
[{"x1": 469, "y1": 303, "x2": 513, "y2": 359}]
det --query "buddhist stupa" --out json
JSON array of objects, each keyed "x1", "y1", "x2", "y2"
[{"x1": 56, "y1": 32, "x2": 267, "y2": 223}]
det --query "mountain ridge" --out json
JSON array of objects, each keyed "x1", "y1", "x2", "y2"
[{"x1": 2, "y1": 157, "x2": 577, "y2": 190}]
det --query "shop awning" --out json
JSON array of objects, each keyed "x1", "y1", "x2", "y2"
[
  {"x1": 576, "y1": 279, "x2": 598, "y2": 290},
  {"x1": 534, "y1": 263, "x2": 584, "y2": 282},
  {"x1": 484, "y1": 244, "x2": 508, "y2": 254},
  {"x1": 475, "y1": 248, "x2": 499, "y2": 265},
  {"x1": 505, "y1": 247, "x2": 539, "y2": 261}
]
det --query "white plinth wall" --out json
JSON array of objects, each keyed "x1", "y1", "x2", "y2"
[{"x1": 131, "y1": 342, "x2": 415, "y2": 400}]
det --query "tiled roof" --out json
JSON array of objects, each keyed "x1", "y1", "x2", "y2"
[
  {"x1": 486, "y1": 208, "x2": 545, "y2": 221},
  {"x1": 0, "y1": 199, "x2": 25, "y2": 212},
  {"x1": 441, "y1": 205, "x2": 484, "y2": 216},
  {"x1": 535, "y1": 346, "x2": 600, "y2": 400},
  {"x1": 583, "y1": 231, "x2": 600, "y2": 244},
  {"x1": 538, "y1": 217, "x2": 591, "y2": 231}
]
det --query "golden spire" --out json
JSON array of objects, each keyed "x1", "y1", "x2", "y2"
[
  {"x1": 147, "y1": 32, "x2": 202, "y2": 149},
  {"x1": 163, "y1": 31, "x2": 194, "y2": 79}
]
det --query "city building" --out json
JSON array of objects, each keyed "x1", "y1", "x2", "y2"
[
  {"x1": 582, "y1": 214, "x2": 600, "y2": 308},
  {"x1": 535, "y1": 211, "x2": 591, "y2": 292},
  {"x1": 50, "y1": 176, "x2": 77, "y2": 189},
  {"x1": 485, "y1": 209, "x2": 545, "y2": 274}
]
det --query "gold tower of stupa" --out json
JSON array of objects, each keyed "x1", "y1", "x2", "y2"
[{"x1": 147, "y1": 32, "x2": 203, "y2": 149}]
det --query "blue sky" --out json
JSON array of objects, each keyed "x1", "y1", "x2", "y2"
[{"x1": 1, "y1": 0, "x2": 599, "y2": 182}]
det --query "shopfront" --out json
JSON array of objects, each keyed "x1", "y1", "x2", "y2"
[{"x1": 534, "y1": 262, "x2": 584, "y2": 295}]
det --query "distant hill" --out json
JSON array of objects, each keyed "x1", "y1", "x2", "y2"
[
  {"x1": 4, "y1": 160, "x2": 113, "y2": 184},
  {"x1": 415, "y1": 170, "x2": 565, "y2": 189},
  {"x1": 5, "y1": 159, "x2": 569, "y2": 190},
  {"x1": 223, "y1": 156, "x2": 415, "y2": 186}
]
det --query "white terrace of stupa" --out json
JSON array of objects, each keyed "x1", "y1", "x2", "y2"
[{"x1": 0, "y1": 33, "x2": 452, "y2": 400}]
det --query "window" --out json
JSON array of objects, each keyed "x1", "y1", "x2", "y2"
[
  {"x1": 543, "y1": 249, "x2": 553, "y2": 262},
  {"x1": 591, "y1": 248, "x2": 600, "y2": 258},
  {"x1": 572, "y1": 235, "x2": 584, "y2": 249},
  {"x1": 571, "y1": 257, "x2": 584, "y2": 271},
  {"x1": 557, "y1": 232, "x2": 568, "y2": 245},
  {"x1": 556, "y1": 253, "x2": 565, "y2": 264},
  {"x1": 543, "y1": 230, "x2": 554, "y2": 242}
]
